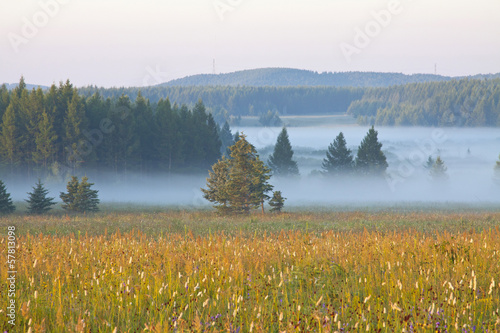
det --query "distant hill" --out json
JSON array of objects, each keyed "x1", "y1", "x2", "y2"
[
  {"x1": 2, "y1": 83, "x2": 49, "y2": 91},
  {"x1": 160, "y1": 68, "x2": 500, "y2": 88}
]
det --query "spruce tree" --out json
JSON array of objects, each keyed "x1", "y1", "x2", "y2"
[
  {"x1": 0, "y1": 180, "x2": 15, "y2": 214},
  {"x1": 226, "y1": 135, "x2": 262, "y2": 214},
  {"x1": 60, "y1": 176, "x2": 99, "y2": 213},
  {"x1": 251, "y1": 158, "x2": 273, "y2": 214},
  {"x1": 322, "y1": 132, "x2": 354, "y2": 176},
  {"x1": 424, "y1": 156, "x2": 435, "y2": 169},
  {"x1": 202, "y1": 156, "x2": 230, "y2": 213},
  {"x1": 33, "y1": 111, "x2": 58, "y2": 169},
  {"x1": 0, "y1": 104, "x2": 21, "y2": 170},
  {"x1": 269, "y1": 191, "x2": 286, "y2": 213},
  {"x1": 430, "y1": 156, "x2": 448, "y2": 181},
  {"x1": 494, "y1": 155, "x2": 500, "y2": 186},
  {"x1": 355, "y1": 126, "x2": 388, "y2": 177},
  {"x1": 202, "y1": 135, "x2": 273, "y2": 214},
  {"x1": 77, "y1": 177, "x2": 100, "y2": 212},
  {"x1": 268, "y1": 127, "x2": 299, "y2": 176},
  {"x1": 25, "y1": 179, "x2": 56, "y2": 214},
  {"x1": 219, "y1": 121, "x2": 235, "y2": 157},
  {"x1": 60, "y1": 176, "x2": 79, "y2": 212},
  {"x1": 204, "y1": 113, "x2": 222, "y2": 168},
  {"x1": 63, "y1": 94, "x2": 87, "y2": 172},
  {"x1": 233, "y1": 131, "x2": 241, "y2": 143}
]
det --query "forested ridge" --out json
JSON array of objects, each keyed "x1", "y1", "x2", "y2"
[
  {"x1": 78, "y1": 77, "x2": 500, "y2": 127},
  {"x1": 349, "y1": 78, "x2": 500, "y2": 126},
  {"x1": 159, "y1": 68, "x2": 461, "y2": 87},
  {"x1": 0, "y1": 78, "x2": 222, "y2": 178},
  {"x1": 79, "y1": 85, "x2": 362, "y2": 117},
  {"x1": 2, "y1": 76, "x2": 500, "y2": 179}
]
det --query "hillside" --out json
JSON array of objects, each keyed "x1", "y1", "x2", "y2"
[{"x1": 160, "y1": 68, "x2": 500, "y2": 88}]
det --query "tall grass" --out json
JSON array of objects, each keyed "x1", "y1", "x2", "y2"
[{"x1": 1, "y1": 211, "x2": 499, "y2": 332}]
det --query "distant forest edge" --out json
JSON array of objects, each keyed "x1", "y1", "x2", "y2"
[
  {"x1": 157, "y1": 68, "x2": 500, "y2": 88},
  {"x1": 78, "y1": 77, "x2": 500, "y2": 127},
  {"x1": 1, "y1": 76, "x2": 500, "y2": 179},
  {"x1": 0, "y1": 78, "x2": 224, "y2": 177}
]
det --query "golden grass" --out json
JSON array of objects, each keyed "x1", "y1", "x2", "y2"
[{"x1": 1, "y1": 211, "x2": 500, "y2": 332}]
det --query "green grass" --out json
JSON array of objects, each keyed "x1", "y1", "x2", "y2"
[
  {"x1": 1, "y1": 210, "x2": 500, "y2": 332},
  {"x1": 2, "y1": 209, "x2": 500, "y2": 238}
]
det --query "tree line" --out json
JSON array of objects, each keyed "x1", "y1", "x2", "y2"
[
  {"x1": 0, "y1": 77, "x2": 223, "y2": 178},
  {"x1": 350, "y1": 78, "x2": 500, "y2": 127},
  {"x1": 0, "y1": 176, "x2": 99, "y2": 215},
  {"x1": 267, "y1": 126, "x2": 388, "y2": 178},
  {"x1": 79, "y1": 85, "x2": 363, "y2": 119},
  {"x1": 78, "y1": 77, "x2": 500, "y2": 127}
]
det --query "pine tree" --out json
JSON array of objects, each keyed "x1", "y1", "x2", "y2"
[
  {"x1": 202, "y1": 134, "x2": 273, "y2": 214},
  {"x1": 25, "y1": 179, "x2": 56, "y2": 214},
  {"x1": 0, "y1": 84, "x2": 10, "y2": 121},
  {"x1": 0, "y1": 180, "x2": 15, "y2": 215},
  {"x1": 424, "y1": 156, "x2": 435, "y2": 169},
  {"x1": 63, "y1": 94, "x2": 87, "y2": 172},
  {"x1": 201, "y1": 156, "x2": 230, "y2": 213},
  {"x1": 77, "y1": 177, "x2": 100, "y2": 212},
  {"x1": 251, "y1": 158, "x2": 273, "y2": 214},
  {"x1": 60, "y1": 176, "x2": 79, "y2": 212},
  {"x1": 429, "y1": 156, "x2": 448, "y2": 181},
  {"x1": 60, "y1": 176, "x2": 99, "y2": 213},
  {"x1": 355, "y1": 126, "x2": 388, "y2": 177},
  {"x1": 233, "y1": 131, "x2": 241, "y2": 143},
  {"x1": 134, "y1": 92, "x2": 155, "y2": 172},
  {"x1": 269, "y1": 191, "x2": 286, "y2": 213},
  {"x1": 155, "y1": 98, "x2": 177, "y2": 172},
  {"x1": 204, "y1": 113, "x2": 222, "y2": 168},
  {"x1": 494, "y1": 154, "x2": 500, "y2": 186},
  {"x1": 322, "y1": 132, "x2": 354, "y2": 176},
  {"x1": 226, "y1": 135, "x2": 262, "y2": 214},
  {"x1": 219, "y1": 121, "x2": 235, "y2": 157},
  {"x1": 268, "y1": 127, "x2": 299, "y2": 176},
  {"x1": 0, "y1": 104, "x2": 21, "y2": 171},
  {"x1": 33, "y1": 111, "x2": 58, "y2": 169}
]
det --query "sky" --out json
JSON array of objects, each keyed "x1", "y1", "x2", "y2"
[{"x1": 1, "y1": 0, "x2": 500, "y2": 87}]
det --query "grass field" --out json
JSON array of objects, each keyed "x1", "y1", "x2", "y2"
[{"x1": 1, "y1": 210, "x2": 500, "y2": 332}]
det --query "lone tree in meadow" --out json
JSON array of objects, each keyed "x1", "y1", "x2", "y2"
[
  {"x1": 355, "y1": 126, "x2": 388, "y2": 177},
  {"x1": 25, "y1": 179, "x2": 56, "y2": 215},
  {"x1": 60, "y1": 176, "x2": 100, "y2": 213},
  {"x1": 202, "y1": 134, "x2": 274, "y2": 214},
  {"x1": 424, "y1": 156, "x2": 435, "y2": 169},
  {"x1": 0, "y1": 180, "x2": 15, "y2": 215},
  {"x1": 429, "y1": 156, "x2": 448, "y2": 181},
  {"x1": 322, "y1": 132, "x2": 354, "y2": 176},
  {"x1": 269, "y1": 191, "x2": 286, "y2": 213},
  {"x1": 268, "y1": 127, "x2": 299, "y2": 176},
  {"x1": 494, "y1": 154, "x2": 500, "y2": 186}
]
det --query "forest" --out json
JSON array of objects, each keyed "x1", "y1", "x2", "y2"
[
  {"x1": 2, "y1": 76, "x2": 500, "y2": 179},
  {"x1": 0, "y1": 78, "x2": 223, "y2": 178},
  {"x1": 77, "y1": 77, "x2": 500, "y2": 127},
  {"x1": 349, "y1": 78, "x2": 500, "y2": 126},
  {"x1": 78, "y1": 85, "x2": 362, "y2": 117}
]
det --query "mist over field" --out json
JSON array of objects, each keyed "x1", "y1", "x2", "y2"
[{"x1": 5, "y1": 125, "x2": 500, "y2": 208}]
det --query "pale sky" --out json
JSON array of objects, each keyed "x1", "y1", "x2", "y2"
[{"x1": 1, "y1": 0, "x2": 499, "y2": 87}]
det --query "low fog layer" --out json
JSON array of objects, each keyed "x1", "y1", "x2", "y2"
[{"x1": 5, "y1": 126, "x2": 500, "y2": 208}]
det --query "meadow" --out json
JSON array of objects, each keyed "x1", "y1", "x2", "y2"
[{"x1": 1, "y1": 210, "x2": 500, "y2": 332}]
